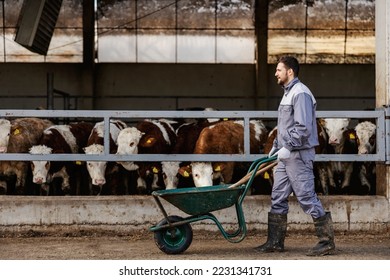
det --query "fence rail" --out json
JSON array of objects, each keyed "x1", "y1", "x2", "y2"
[{"x1": 0, "y1": 109, "x2": 386, "y2": 163}]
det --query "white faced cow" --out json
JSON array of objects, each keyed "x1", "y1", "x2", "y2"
[
  {"x1": 0, "y1": 117, "x2": 53, "y2": 194},
  {"x1": 188, "y1": 120, "x2": 267, "y2": 187},
  {"x1": 355, "y1": 121, "x2": 377, "y2": 194},
  {"x1": 162, "y1": 119, "x2": 223, "y2": 190},
  {"x1": 29, "y1": 122, "x2": 94, "y2": 195},
  {"x1": 319, "y1": 118, "x2": 357, "y2": 194},
  {"x1": 116, "y1": 119, "x2": 177, "y2": 193},
  {"x1": 83, "y1": 119, "x2": 127, "y2": 195}
]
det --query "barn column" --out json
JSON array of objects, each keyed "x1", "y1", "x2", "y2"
[
  {"x1": 375, "y1": 0, "x2": 390, "y2": 199},
  {"x1": 255, "y1": 0, "x2": 269, "y2": 110},
  {"x1": 81, "y1": 0, "x2": 95, "y2": 109}
]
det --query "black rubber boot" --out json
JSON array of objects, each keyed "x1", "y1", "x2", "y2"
[
  {"x1": 254, "y1": 212, "x2": 287, "y2": 253},
  {"x1": 307, "y1": 211, "x2": 336, "y2": 256}
]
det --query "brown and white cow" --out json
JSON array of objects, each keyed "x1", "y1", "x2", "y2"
[
  {"x1": 162, "y1": 118, "x2": 223, "y2": 190},
  {"x1": 116, "y1": 118, "x2": 177, "y2": 193},
  {"x1": 0, "y1": 117, "x2": 53, "y2": 194},
  {"x1": 319, "y1": 118, "x2": 357, "y2": 194},
  {"x1": 188, "y1": 119, "x2": 267, "y2": 187},
  {"x1": 354, "y1": 120, "x2": 377, "y2": 194},
  {"x1": 29, "y1": 121, "x2": 94, "y2": 195},
  {"x1": 83, "y1": 119, "x2": 127, "y2": 195}
]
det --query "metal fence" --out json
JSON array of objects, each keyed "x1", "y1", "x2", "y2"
[{"x1": 0, "y1": 109, "x2": 386, "y2": 163}]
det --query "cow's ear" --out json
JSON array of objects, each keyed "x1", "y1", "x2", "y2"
[
  {"x1": 213, "y1": 163, "x2": 226, "y2": 172},
  {"x1": 140, "y1": 137, "x2": 156, "y2": 147},
  {"x1": 151, "y1": 166, "x2": 160, "y2": 174},
  {"x1": 178, "y1": 166, "x2": 191, "y2": 177},
  {"x1": 318, "y1": 118, "x2": 325, "y2": 127},
  {"x1": 11, "y1": 126, "x2": 22, "y2": 136}
]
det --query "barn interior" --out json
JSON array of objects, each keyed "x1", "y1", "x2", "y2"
[{"x1": 0, "y1": 0, "x2": 375, "y2": 111}]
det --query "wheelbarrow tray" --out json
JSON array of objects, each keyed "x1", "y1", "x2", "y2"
[{"x1": 152, "y1": 184, "x2": 246, "y2": 216}]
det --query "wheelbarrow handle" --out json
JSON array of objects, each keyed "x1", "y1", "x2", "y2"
[{"x1": 228, "y1": 160, "x2": 278, "y2": 189}]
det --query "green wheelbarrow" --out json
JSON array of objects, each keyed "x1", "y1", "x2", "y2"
[{"x1": 149, "y1": 156, "x2": 277, "y2": 254}]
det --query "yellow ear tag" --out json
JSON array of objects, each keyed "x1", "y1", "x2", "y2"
[
  {"x1": 152, "y1": 167, "x2": 159, "y2": 173},
  {"x1": 75, "y1": 161, "x2": 82, "y2": 165},
  {"x1": 214, "y1": 166, "x2": 221, "y2": 171},
  {"x1": 349, "y1": 133, "x2": 355, "y2": 140},
  {"x1": 146, "y1": 138, "x2": 152, "y2": 144},
  {"x1": 264, "y1": 172, "x2": 270, "y2": 179},
  {"x1": 183, "y1": 171, "x2": 189, "y2": 177},
  {"x1": 223, "y1": 118, "x2": 229, "y2": 121},
  {"x1": 13, "y1": 129, "x2": 20, "y2": 135}
]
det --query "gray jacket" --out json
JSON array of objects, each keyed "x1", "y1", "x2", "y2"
[{"x1": 274, "y1": 77, "x2": 319, "y2": 151}]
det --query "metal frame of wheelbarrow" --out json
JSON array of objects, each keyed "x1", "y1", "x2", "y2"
[{"x1": 149, "y1": 156, "x2": 277, "y2": 254}]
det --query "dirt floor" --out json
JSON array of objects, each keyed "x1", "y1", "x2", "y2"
[{"x1": 1, "y1": 230, "x2": 390, "y2": 260}]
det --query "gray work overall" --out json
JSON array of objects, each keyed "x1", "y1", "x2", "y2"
[{"x1": 271, "y1": 78, "x2": 325, "y2": 219}]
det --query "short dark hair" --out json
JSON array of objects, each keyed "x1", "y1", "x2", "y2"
[{"x1": 278, "y1": 56, "x2": 299, "y2": 77}]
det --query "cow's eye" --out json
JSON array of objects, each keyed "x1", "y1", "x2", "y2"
[{"x1": 129, "y1": 142, "x2": 135, "y2": 147}]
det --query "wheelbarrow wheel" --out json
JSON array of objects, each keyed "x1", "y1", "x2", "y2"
[{"x1": 154, "y1": 215, "x2": 193, "y2": 254}]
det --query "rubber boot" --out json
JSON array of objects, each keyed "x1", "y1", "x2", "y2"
[
  {"x1": 306, "y1": 211, "x2": 335, "y2": 256},
  {"x1": 254, "y1": 212, "x2": 287, "y2": 253}
]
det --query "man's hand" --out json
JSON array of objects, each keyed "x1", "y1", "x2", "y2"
[{"x1": 275, "y1": 147, "x2": 290, "y2": 160}]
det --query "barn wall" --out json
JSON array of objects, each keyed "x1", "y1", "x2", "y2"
[
  {"x1": 0, "y1": 195, "x2": 388, "y2": 234},
  {"x1": 0, "y1": 63, "x2": 375, "y2": 111}
]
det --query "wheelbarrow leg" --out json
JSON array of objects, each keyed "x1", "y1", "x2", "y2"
[{"x1": 153, "y1": 196, "x2": 170, "y2": 222}]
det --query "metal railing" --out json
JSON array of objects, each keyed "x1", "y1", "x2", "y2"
[{"x1": 0, "y1": 109, "x2": 386, "y2": 163}]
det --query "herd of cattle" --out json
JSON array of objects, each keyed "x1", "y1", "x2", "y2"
[{"x1": 0, "y1": 114, "x2": 377, "y2": 196}]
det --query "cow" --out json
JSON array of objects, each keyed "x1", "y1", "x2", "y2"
[
  {"x1": 162, "y1": 118, "x2": 223, "y2": 190},
  {"x1": 83, "y1": 119, "x2": 128, "y2": 195},
  {"x1": 0, "y1": 117, "x2": 53, "y2": 195},
  {"x1": 354, "y1": 120, "x2": 377, "y2": 194},
  {"x1": 29, "y1": 121, "x2": 94, "y2": 195},
  {"x1": 319, "y1": 118, "x2": 357, "y2": 194},
  {"x1": 187, "y1": 119, "x2": 268, "y2": 187},
  {"x1": 116, "y1": 118, "x2": 177, "y2": 194}
]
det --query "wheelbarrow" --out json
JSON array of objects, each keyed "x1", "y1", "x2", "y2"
[{"x1": 149, "y1": 156, "x2": 278, "y2": 254}]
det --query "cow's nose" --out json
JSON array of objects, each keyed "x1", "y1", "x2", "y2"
[
  {"x1": 34, "y1": 177, "x2": 44, "y2": 184},
  {"x1": 93, "y1": 179, "x2": 106, "y2": 186}
]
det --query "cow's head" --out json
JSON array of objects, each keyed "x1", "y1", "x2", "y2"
[
  {"x1": 355, "y1": 121, "x2": 376, "y2": 154},
  {"x1": 84, "y1": 144, "x2": 107, "y2": 187},
  {"x1": 190, "y1": 162, "x2": 216, "y2": 187},
  {"x1": 0, "y1": 119, "x2": 12, "y2": 153},
  {"x1": 29, "y1": 145, "x2": 53, "y2": 184},
  {"x1": 116, "y1": 127, "x2": 144, "y2": 171},
  {"x1": 162, "y1": 161, "x2": 181, "y2": 190},
  {"x1": 320, "y1": 118, "x2": 351, "y2": 146}
]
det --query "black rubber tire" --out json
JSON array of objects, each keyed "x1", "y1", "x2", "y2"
[{"x1": 154, "y1": 215, "x2": 193, "y2": 254}]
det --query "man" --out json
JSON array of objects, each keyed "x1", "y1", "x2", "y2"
[{"x1": 255, "y1": 56, "x2": 335, "y2": 256}]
